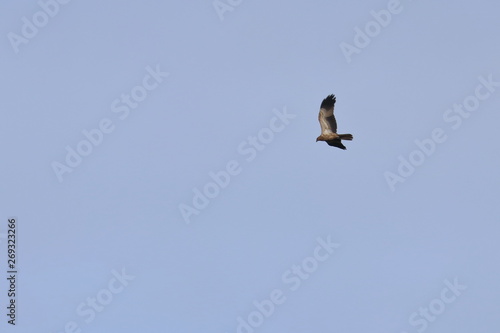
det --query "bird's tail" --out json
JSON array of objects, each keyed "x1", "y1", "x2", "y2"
[{"x1": 338, "y1": 134, "x2": 353, "y2": 140}]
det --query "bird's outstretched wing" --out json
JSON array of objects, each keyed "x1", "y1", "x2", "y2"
[
  {"x1": 326, "y1": 139, "x2": 346, "y2": 150},
  {"x1": 318, "y1": 94, "x2": 337, "y2": 134}
]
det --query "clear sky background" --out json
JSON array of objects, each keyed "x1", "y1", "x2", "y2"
[{"x1": 1, "y1": 1, "x2": 499, "y2": 332}]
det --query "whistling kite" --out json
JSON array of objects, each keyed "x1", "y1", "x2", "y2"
[{"x1": 316, "y1": 94, "x2": 353, "y2": 150}]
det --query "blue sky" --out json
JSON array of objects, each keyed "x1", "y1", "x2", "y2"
[{"x1": 1, "y1": 1, "x2": 499, "y2": 332}]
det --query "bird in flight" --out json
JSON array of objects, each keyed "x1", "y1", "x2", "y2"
[{"x1": 316, "y1": 94, "x2": 353, "y2": 150}]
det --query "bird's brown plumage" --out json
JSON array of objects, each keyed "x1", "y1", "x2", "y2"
[{"x1": 316, "y1": 94, "x2": 353, "y2": 150}]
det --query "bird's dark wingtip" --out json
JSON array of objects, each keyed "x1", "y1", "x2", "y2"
[{"x1": 320, "y1": 94, "x2": 336, "y2": 109}]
